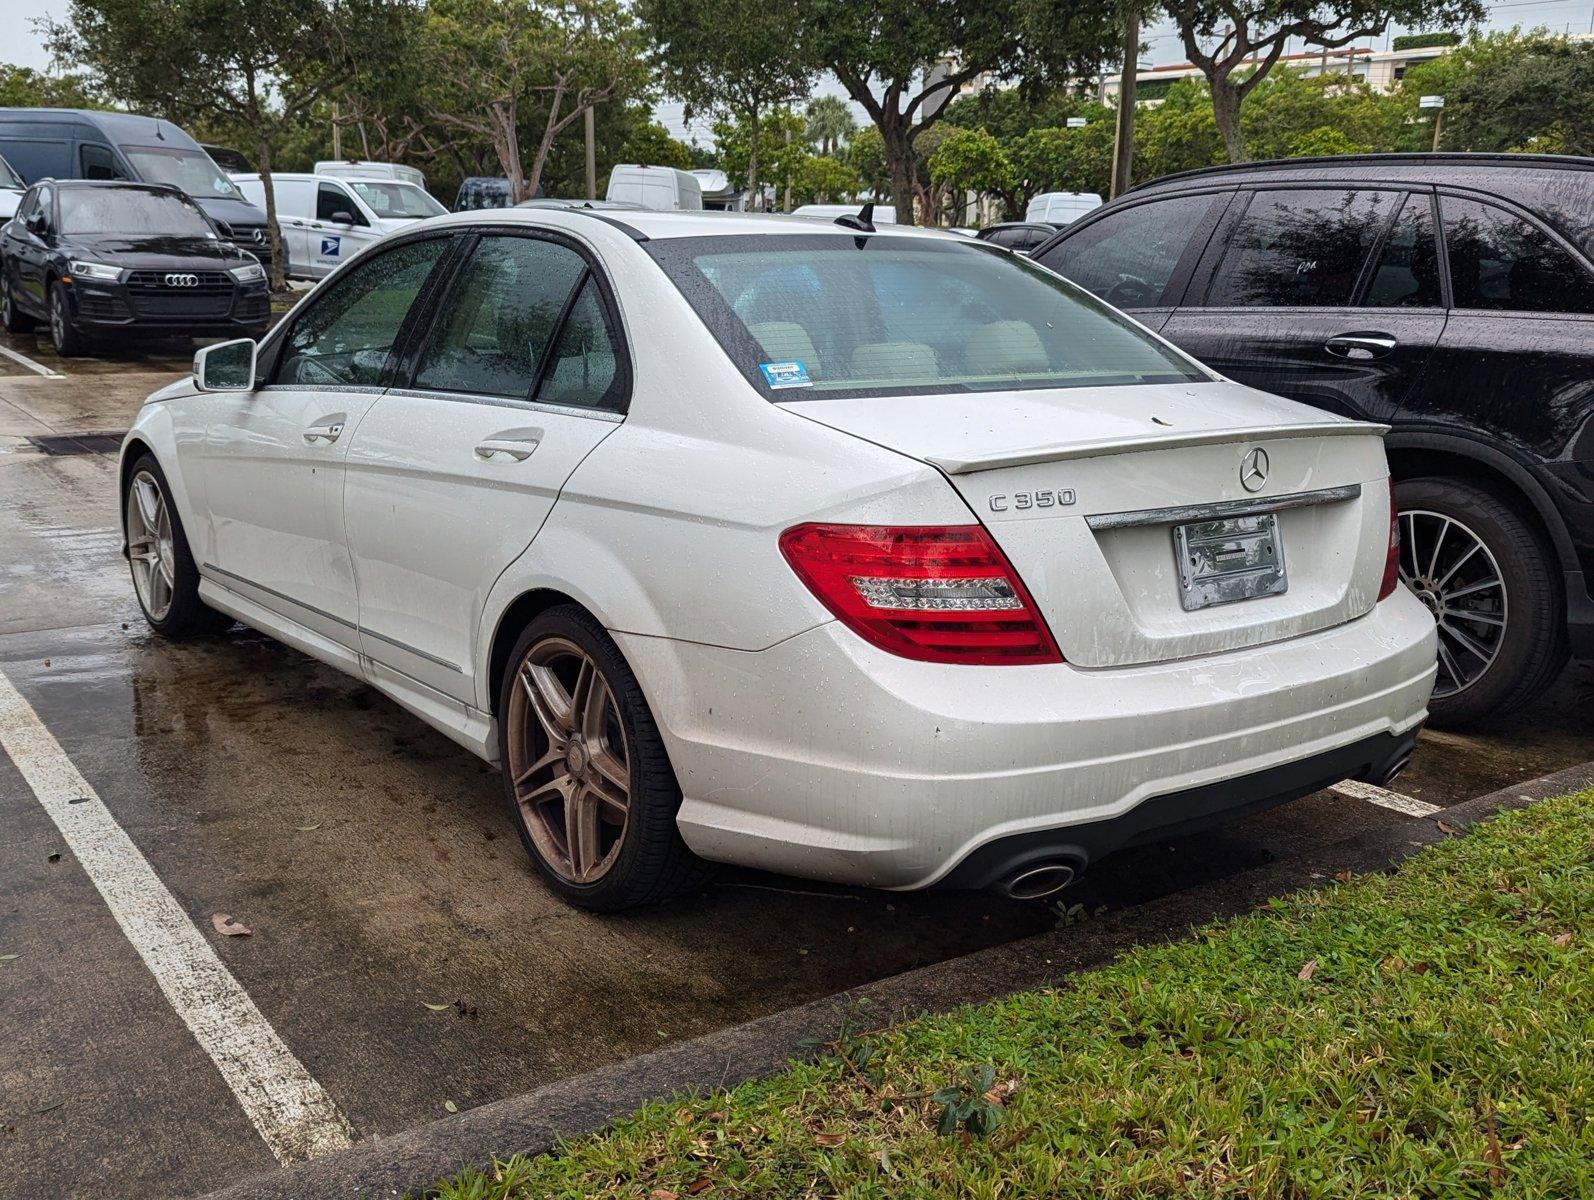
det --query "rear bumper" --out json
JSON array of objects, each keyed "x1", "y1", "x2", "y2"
[{"x1": 619, "y1": 586, "x2": 1438, "y2": 890}]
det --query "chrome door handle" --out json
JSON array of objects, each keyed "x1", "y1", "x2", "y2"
[
  {"x1": 1325, "y1": 333, "x2": 1397, "y2": 359},
  {"x1": 302, "y1": 422, "x2": 344, "y2": 443},
  {"x1": 474, "y1": 437, "x2": 540, "y2": 461}
]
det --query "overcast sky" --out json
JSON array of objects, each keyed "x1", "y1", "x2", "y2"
[{"x1": 9, "y1": 0, "x2": 1591, "y2": 146}]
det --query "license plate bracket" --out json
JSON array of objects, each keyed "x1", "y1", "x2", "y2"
[{"x1": 1172, "y1": 513, "x2": 1287, "y2": 611}]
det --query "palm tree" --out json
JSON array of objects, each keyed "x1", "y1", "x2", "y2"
[{"x1": 805, "y1": 94, "x2": 857, "y2": 157}]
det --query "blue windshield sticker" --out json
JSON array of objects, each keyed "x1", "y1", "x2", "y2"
[{"x1": 759, "y1": 360, "x2": 811, "y2": 389}]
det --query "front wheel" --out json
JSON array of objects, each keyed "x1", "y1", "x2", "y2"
[
  {"x1": 1396, "y1": 477, "x2": 1566, "y2": 726},
  {"x1": 49, "y1": 281, "x2": 89, "y2": 357},
  {"x1": 497, "y1": 605, "x2": 708, "y2": 911},
  {"x1": 124, "y1": 455, "x2": 233, "y2": 638}
]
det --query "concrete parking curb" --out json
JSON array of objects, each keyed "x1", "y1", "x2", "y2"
[{"x1": 196, "y1": 759, "x2": 1594, "y2": 1200}]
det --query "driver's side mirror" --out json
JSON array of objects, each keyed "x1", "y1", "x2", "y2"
[
  {"x1": 193, "y1": 338, "x2": 258, "y2": 392},
  {"x1": 329, "y1": 210, "x2": 355, "y2": 226},
  {"x1": 25, "y1": 212, "x2": 47, "y2": 236}
]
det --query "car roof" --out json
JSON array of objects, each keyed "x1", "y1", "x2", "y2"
[
  {"x1": 417, "y1": 207, "x2": 961, "y2": 243},
  {"x1": 1128, "y1": 151, "x2": 1594, "y2": 195},
  {"x1": 0, "y1": 108, "x2": 197, "y2": 144}
]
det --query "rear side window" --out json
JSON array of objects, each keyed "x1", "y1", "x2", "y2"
[
  {"x1": 1035, "y1": 193, "x2": 1217, "y2": 309},
  {"x1": 276, "y1": 237, "x2": 449, "y2": 386},
  {"x1": 1441, "y1": 196, "x2": 1594, "y2": 315},
  {"x1": 1205, "y1": 189, "x2": 1399, "y2": 308},
  {"x1": 412, "y1": 234, "x2": 588, "y2": 399},
  {"x1": 536, "y1": 279, "x2": 624, "y2": 409},
  {"x1": 1365, "y1": 194, "x2": 1441, "y2": 308}
]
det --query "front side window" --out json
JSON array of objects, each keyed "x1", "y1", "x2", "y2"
[
  {"x1": 1364, "y1": 193, "x2": 1441, "y2": 308},
  {"x1": 122, "y1": 146, "x2": 242, "y2": 200},
  {"x1": 1206, "y1": 189, "x2": 1399, "y2": 308},
  {"x1": 57, "y1": 188, "x2": 211, "y2": 237},
  {"x1": 79, "y1": 144, "x2": 126, "y2": 181},
  {"x1": 1442, "y1": 196, "x2": 1594, "y2": 315},
  {"x1": 646, "y1": 233, "x2": 1207, "y2": 401},
  {"x1": 1036, "y1": 193, "x2": 1217, "y2": 309},
  {"x1": 349, "y1": 181, "x2": 446, "y2": 220},
  {"x1": 276, "y1": 236, "x2": 449, "y2": 387},
  {"x1": 317, "y1": 183, "x2": 368, "y2": 226},
  {"x1": 413, "y1": 234, "x2": 587, "y2": 398}
]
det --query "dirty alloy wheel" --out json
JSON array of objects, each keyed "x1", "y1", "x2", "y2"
[
  {"x1": 1, "y1": 270, "x2": 33, "y2": 333},
  {"x1": 124, "y1": 454, "x2": 233, "y2": 638},
  {"x1": 49, "y1": 281, "x2": 89, "y2": 357},
  {"x1": 498, "y1": 605, "x2": 707, "y2": 911},
  {"x1": 1396, "y1": 477, "x2": 1566, "y2": 726}
]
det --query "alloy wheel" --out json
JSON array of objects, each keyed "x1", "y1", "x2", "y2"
[
  {"x1": 505, "y1": 637, "x2": 632, "y2": 885},
  {"x1": 50, "y1": 291, "x2": 65, "y2": 351},
  {"x1": 1398, "y1": 508, "x2": 1507, "y2": 699},
  {"x1": 127, "y1": 470, "x2": 177, "y2": 621}
]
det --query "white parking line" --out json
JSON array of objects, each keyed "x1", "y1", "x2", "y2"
[
  {"x1": 0, "y1": 667, "x2": 354, "y2": 1164},
  {"x1": 0, "y1": 342, "x2": 63, "y2": 378},
  {"x1": 1330, "y1": 778, "x2": 1443, "y2": 817}
]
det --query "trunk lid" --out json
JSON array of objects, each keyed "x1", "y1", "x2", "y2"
[{"x1": 784, "y1": 382, "x2": 1393, "y2": 668}]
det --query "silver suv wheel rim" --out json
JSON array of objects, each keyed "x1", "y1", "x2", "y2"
[
  {"x1": 1398, "y1": 508, "x2": 1507, "y2": 698},
  {"x1": 50, "y1": 293, "x2": 65, "y2": 348},
  {"x1": 127, "y1": 470, "x2": 176, "y2": 621}
]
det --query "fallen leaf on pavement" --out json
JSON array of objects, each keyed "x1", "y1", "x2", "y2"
[
  {"x1": 1552, "y1": 932, "x2": 1573, "y2": 947},
  {"x1": 1333, "y1": 870, "x2": 1352, "y2": 883},
  {"x1": 0, "y1": 953, "x2": 19, "y2": 962},
  {"x1": 211, "y1": 914, "x2": 251, "y2": 937},
  {"x1": 1436, "y1": 820, "x2": 1461, "y2": 836},
  {"x1": 1297, "y1": 959, "x2": 1318, "y2": 981},
  {"x1": 444, "y1": 1100, "x2": 458, "y2": 1114},
  {"x1": 295, "y1": 823, "x2": 321, "y2": 832},
  {"x1": 422, "y1": 1001, "x2": 452, "y2": 1012}
]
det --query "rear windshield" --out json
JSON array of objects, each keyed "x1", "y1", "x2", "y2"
[
  {"x1": 349, "y1": 180, "x2": 446, "y2": 219},
  {"x1": 58, "y1": 188, "x2": 214, "y2": 237},
  {"x1": 644, "y1": 234, "x2": 1207, "y2": 400},
  {"x1": 123, "y1": 146, "x2": 243, "y2": 200}
]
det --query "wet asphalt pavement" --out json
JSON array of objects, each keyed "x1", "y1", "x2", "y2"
[{"x1": 1, "y1": 330, "x2": 1590, "y2": 1200}]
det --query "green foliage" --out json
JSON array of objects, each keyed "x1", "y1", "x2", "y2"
[
  {"x1": 0, "y1": 63, "x2": 106, "y2": 109},
  {"x1": 1287, "y1": 125, "x2": 1371, "y2": 156},
  {"x1": 791, "y1": 154, "x2": 861, "y2": 206},
  {"x1": 927, "y1": 126, "x2": 1012, "y2": 200},
  {"x1": 847, "y1": 126, "x2": 889, "y2": 198},
  {"x1": 1241, "y1": 70, "x2": 1401, "y2": 161},
  {"x1": 711, "y1": 107, "x2": 809, "y2": 205},
  {"x1": 1393, "y1": 30, "x2": 1460, "y2": 50},
  {"x1": 430, "y1": 789, "x2": 1594, "y2": 1198},
  {"x1": 804, "y1": 95, "x2": 857, "y2": 156},
  {"x1": 932, "y1": 1064, "x2": 1005, "y2": 1139}
]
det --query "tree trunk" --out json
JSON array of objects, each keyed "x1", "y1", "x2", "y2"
[
  {"x1": 1110, "y1": 15, "x2": 1139, "y2": 199},
  {"x1": 746, "y1": 104, "x2": 760, "y2": 211},
  {"x1": 1210, "y1": 77, "x2": 1248, "y2": 163},
  {"x1": 882, "y1": 121, "x2": 915, "y2": 225},
  {"x1": 488, "y1": 99, "x2": 527, "y2": 203},
  {"x1": 254, "y1": 133, "x2": 286, "y2": 293}
]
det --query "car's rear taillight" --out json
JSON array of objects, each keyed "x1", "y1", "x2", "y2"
[
  {"x1": 779, "y1": 523, "x2": 1062, "y2": 665},
  {"x1": 1378, "y1": 477, "x2": 1401, "y2": 601}
]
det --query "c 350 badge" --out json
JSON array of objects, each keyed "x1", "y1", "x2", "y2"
[{"x1": 989, "y1": 488, "x2": 1076, "y2": 513}]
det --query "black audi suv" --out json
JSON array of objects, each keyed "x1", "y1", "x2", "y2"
[
  {"x1": 1031, "y1": 153, "x2": 1593, "y2": 726},
  {"x1": 0, "y1": 179, "x2": 270, "y2": 356}
]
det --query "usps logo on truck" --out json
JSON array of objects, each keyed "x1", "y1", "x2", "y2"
[{"x1": 319, "y1": 236, "x2": 342, "y2": 258}]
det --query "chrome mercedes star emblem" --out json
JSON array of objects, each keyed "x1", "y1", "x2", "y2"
[{"x1": 1240, "y1": 447, "x2": 1270, "y2": 493}]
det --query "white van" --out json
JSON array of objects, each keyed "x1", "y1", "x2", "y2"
[
  {"x1": 231, "y1": 172, "x2": 446, "y2": 279},
  {"x1": 606, "y1": 165, "x2": 704, "y2": 211},
  {"x1": 314, "y1": 159, "x2": 426, "y2": 189},
  {"x1": 791, "y1": 203, "x2": 898, "y2": 224},
  {"x1": 1025, "y1": 192, "x2": 1103, "y2": 224}
]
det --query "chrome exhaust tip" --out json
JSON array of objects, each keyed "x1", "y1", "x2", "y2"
[{"x1": 1000, "y1": 862, "x2": 1077, "y2": 901}]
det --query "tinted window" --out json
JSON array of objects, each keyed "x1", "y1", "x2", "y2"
[
  {"x1": 536, "y1": 279, "x2": 623, "y2": 409},
  {"x1": 1365, "y1": 194, "x2": 1441, "y2": 308},
  {"x1": 646, "y1": 234, "x2": 1206, "y2": 400},
  {"x1": 1442, "y1": 196, "x2": 1594, "y2": 315},
  {"x1": 276, "y1": 237, "x2": 448, "y2": 386},
  {"x1": 1036, "y1": 193, "x2": 1216, "y2": 309},
  {"x1": 1206, "y1": 189, "x2": 1398, "y2": 308},
  {"x1": 79, "y1": 144, "x2": 126, "y2": 181},
  {"x1": 413, "y1": 235, "x2": 587, "y2": 397},
  {"x1": 317, "y1": 183, "x2": 368, "y2": 226},
  {"x1": 57, "y1": 188, "x2": 212, "y2": 237}
]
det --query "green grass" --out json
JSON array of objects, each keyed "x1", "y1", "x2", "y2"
[{"x1": 429, "y1": 792, "x2": 1593, "y2": 1199}]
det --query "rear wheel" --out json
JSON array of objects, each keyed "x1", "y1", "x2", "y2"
[
  {"x1": 1396, "y1": 477, "x2": 1566, "y2": 726},
  {"x1": 1, "y1": 269, "x2": 34, "y2": 332},
  {"x1": 497, "y1": 605, "x2": 708, "y2": 911},
  {"x1": 49, "y1": 281, "x2": 89, "y2": 357}
]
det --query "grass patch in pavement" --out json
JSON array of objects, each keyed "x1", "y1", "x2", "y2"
[{"x1": 431, "y1": 791, "x2": 1594, "y2": 1199}]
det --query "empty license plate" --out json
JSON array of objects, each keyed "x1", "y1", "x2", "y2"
[{"x1": 1172, "y1": 513, "x2": 1287, "y2": 611}]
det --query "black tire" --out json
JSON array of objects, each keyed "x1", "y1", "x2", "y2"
[
  {"x1": 49, "y1": 280, "x2": 92, "y2": 357},
  {"x1": 1397, "y1": 476, "x2": 1567, "y2": 727},
  {"x1": 1, "y1": 268, "x2": 34, "y2": 332},
  {"x1": 497, "y1": 604, "x2": 709, "y2": 911},
  {"x1": 123, "y1": 453, "x2": 234, "y2": 639}
]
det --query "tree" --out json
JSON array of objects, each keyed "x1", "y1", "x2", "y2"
[
  {"x1": 45, "y1": 0, "x2": 409, "y2": 289},
  {"x1": 804, "y1": 95, "x2": 857, "y2": 156},
  {"x1": 421, "y1": 0, "x2": 646, "y2": 205},
  {"x1": 1163, "y1": 0, "x2": 1486, "y2": 162},
  {"x1": 639, "y1": 0, "x2": 813, "y2": 210},
  {"x1": 791, "y1": 154, "x2": 861, "y2": 205},
  {"x1": 711, "y1": 107, "x2": 808, "y2": 207},
  {"x1": 0, "y1": 63, "x2": 105, "y2": 109},
  {"x1": 928, "y1": 125, "x2": 1014, "y2": 215}
]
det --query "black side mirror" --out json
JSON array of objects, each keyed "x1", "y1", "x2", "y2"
[
  {"x1": 25, "y1": 212, "x2": 47, "y2": 236},
  {"x1": 330, "y1": 211, "x2": 355, "y2": 226}
]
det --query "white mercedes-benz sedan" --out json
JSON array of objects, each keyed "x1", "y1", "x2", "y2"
[{"x1": 119, "y1": 208, "x2": 1437, "y2": 910}]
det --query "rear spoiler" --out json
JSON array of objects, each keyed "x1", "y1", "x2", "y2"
[{"x1": 923, "y1": 420, "x2": 1389, "y2": 475}]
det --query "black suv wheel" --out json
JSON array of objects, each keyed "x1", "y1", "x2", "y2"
[{"x1": 1396, "y1": 477, "x2": 1567, "y2": 726}]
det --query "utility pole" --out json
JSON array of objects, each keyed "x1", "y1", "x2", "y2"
[
  {"x1": 1109, "y1": 14, "x2": 1139, "y2": 200},
  {"x1": 332, "y1": 102, "x2": 343, "y2": 160},
  {"x1": 579, "y1": 3, "x2": 597, "y2": 199},
  {"x1": 1420, "y1": 94, "x2": 1445, "y2": 151}
]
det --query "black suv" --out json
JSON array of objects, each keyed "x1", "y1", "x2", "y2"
[
  {"x1": 0, "y1": 180, "x2": 270, "y2": 356},
  {"x1": 1033, "y1": 153, "x2": 1593, "y2": 725}
]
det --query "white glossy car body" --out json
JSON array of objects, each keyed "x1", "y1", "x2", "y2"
[{"x1": 120, "y1": 209, "x2": 1437, "y2": 895}]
